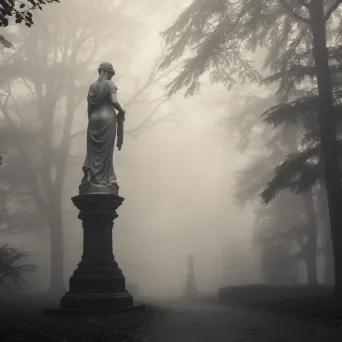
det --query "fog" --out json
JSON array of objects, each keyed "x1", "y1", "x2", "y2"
[{"x1": 0, "y1": 0, "x2": 260, "y2": 299}]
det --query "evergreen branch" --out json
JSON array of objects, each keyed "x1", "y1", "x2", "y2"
[
  {"x1": 262, "y1": 65, "x2": 316, "y2": 85},
  {"x1": 257, "y1": 135, "x2": 342, "y2": 204},
  {"x1": 262, "y1": 95, "x2": 319, "y2": 128},
  {"x1": 260, "y1": 144, "x2": 322, "y2": 203},
  {"x1": 301, "y1": 129, "x2": 320, "y2": 145}
]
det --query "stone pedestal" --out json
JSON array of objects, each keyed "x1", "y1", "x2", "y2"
[{"x1": 60, "y1": 193, "x2": 133, "y2": 312}]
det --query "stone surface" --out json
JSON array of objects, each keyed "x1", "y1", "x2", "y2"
[
  {"x1": 79, "y1": 182, "x2": 119, "y2": 196},
  {"x1": 60, "y1": 193, "x2": 133, "y2": 312},
  {"x1": 81, "y1": 62, "x2": 125, "y2": 189},
  {"x1": 43, "y1": 303, "x2": 145, "y2": 316}
]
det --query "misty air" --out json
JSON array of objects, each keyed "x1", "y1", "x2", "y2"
[{"x1": 0, "y1": 0, "x2": 341, "y2": 341}]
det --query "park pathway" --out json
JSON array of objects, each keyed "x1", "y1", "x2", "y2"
[{"x1": 145, "y1": 300, "x2": 342, "y2": 342}]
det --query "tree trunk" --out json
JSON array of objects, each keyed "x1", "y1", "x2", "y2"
[
  {"x1": 302, "y1": 190, "x2": 318, "y2": 285},
  {"x1": 47, "y1": 203, "x2": 65, "y2": 295},
  {"x1": 310, "y1": 1, "x2": 342, "y2": 295},
  {"x1": 318, "y1": 182, "x2": 335, "y2": 285}
]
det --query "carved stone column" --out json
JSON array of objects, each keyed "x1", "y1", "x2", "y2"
[{"x1": 60, "y1": 193, "x2": 133, "y2": 312}]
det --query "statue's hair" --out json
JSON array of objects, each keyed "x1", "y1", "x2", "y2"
[
  {"x1": 98, "y1": 68, "x2": 115, "y2": 76},
  {"x1": 98, "y1": 62, "x2": 115, "y2": 77}
]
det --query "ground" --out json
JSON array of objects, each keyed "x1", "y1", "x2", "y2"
[
  {"x1": 146, "y1": 300, "x2": 342, "y2": 342},
  {"x1": 0, "y1": 294, "x2": 162, "y2": 342},
  {"x1": 1, "y1": 296, "x2": 342, "y2": 341}
]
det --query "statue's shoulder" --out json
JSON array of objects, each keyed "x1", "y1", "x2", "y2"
[
  {"x1": 106, "y1": 80, "x2": 117, "y2": 93},
  {"x1": 88, "y1": 81, "x2": 99, "y2": 92}
]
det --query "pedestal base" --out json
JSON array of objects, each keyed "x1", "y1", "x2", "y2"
[
  {"x1": 60, "y1": 192, "x2": 133, "y2": 313},
  {"x1": 43, "y1": 303, "x2": 145, "y2": 316},
  {"x1": 60, "y1": 291, "x2": 134, "y2": 312}
]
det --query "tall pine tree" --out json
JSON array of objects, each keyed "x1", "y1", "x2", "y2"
[{"x1": 161, "y1": 0, "x2": 342, "y2": 295}]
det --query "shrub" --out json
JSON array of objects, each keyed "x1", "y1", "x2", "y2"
[
  {"x1": 217, "y1": 284, "x2": 333, "y2": 305},
  {"x1": 0, "y1": 244, "x2": 37, "y2": 289}
]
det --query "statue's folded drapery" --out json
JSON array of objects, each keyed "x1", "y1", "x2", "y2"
[{"x1": 82, "y1": 79, "x2": 118, "y2": 186}]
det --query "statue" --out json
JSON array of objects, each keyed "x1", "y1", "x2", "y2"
[
  {"x1": 58, "y1": 63, "x2": 135, "y2": 313},
  {"x1": 80, "y1": 62, "x2": 126, "y2": 195}
]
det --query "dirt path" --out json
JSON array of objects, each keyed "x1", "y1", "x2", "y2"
[{"x1": 146, "y1": 300, "x2": 342, "y2": 341}]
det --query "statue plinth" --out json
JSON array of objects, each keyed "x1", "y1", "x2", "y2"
[
  {"x1": 60, "y1": 192, "x2": 133, "y2": 312},
  {"x1": 78, "y1": 182, "x2": 119, "y2": 196}
]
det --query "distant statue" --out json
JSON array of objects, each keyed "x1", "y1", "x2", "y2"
[{"x1": 80, "y1": 62, "x2": 126, "y2": 195}]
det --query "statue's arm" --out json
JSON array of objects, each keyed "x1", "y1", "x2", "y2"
[
  {"x1": 110, "y1": 92, "x2": 125, "y2": 115},
  {"x1": 108, "y1": 81, "x2": 125, "y2": 115}
]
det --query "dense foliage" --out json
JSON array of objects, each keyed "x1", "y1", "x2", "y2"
[{"x1": 0, "y1": 0, "x2": 59, "y2": 27}]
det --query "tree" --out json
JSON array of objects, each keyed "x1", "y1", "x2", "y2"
[
  {"x1": 161, "y1": 0, "x2": 342, "y2": 294},
  {"x1": 0, "y1": 0, "x2": 140, "y2": 293},
  {"x1": 0, "y1": 139, "x2": 46, "y2": 237},
  {"x1": 258, "y1": 232, "x2": 299, "y2": 285},
  {"x1": 258, "y1": 45, "x2": 342, "y2": 285},
  {"x1": 235, "y1": 129, "x2": 320, "y2": 284},
  {"x1": 317, "y1": 182, "x2": 334, "y2": 285},
  {"x1": 0, "y1": 120, "x2": 45, "y2": 239},
  {"x1": 0, "y1": 0, "x2": 180, "y2": 293},
  {"x1": 226, "y1": 28, "x2": 342, "y2": 288},
  {"x1": 0, "y1": 0, "x2": 59, "y2": 27},
  {"x1": 0, "y1": 0, "x2": 60, "y2": 165},
  {"x1": 229, "y1": 89, "x2": 321, "y2": 285},
  {"x1": 0, "y1": 0, "x2": 59, "y2": 48},
  {"x1": 231, "y1": 61, "x2": 342, "y2": 284},
  {"x1": 258, "y1": 46, "x2": 342, "y2": 200}
]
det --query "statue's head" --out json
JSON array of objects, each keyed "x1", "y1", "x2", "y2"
[{"x1": 98, "y1": 62, "x2": 115, "y2": 80}]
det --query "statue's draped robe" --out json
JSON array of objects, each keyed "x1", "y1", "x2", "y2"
[{"x1": 82, "y1": 79, "x2": 118, "y2": 185}]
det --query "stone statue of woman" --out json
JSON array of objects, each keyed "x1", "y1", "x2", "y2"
[{"x1": 80, "y1": 62, "x2": 126, "y2": 195}]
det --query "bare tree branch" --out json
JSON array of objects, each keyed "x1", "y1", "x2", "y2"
[
  {"x1": 0, "y1": 100, "x2": 48, "y2": 212},
  {"x1": 278, "y1": 0, "x2": 310, "y2": 24},
  {"x1": 126, "y1": 96, "x2": 170, "y2": 136},
  {"x1": 70, "y1": 54, "x2": 181, "y2": 140},
  {"x1": 324, "y1": 0, "x2": 342, "y2": 21},
  {"x1": 0, "y1": 35, "x2": 13, "y2": 48}
]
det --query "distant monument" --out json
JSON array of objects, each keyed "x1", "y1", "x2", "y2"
[
  {"x1": 184, "y1": 253, "x2": 198, "y2": 299},
  {"x1": 60, "y1": 62, "x2": 133, "y2": 312}
]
